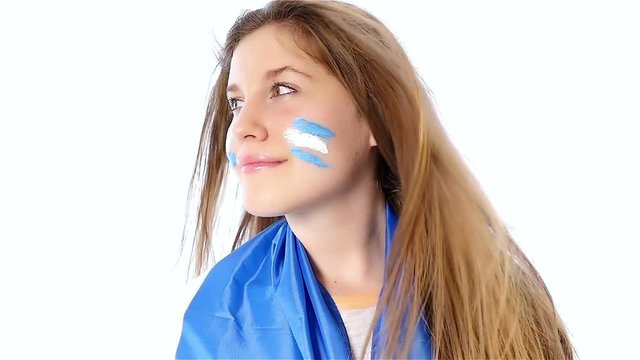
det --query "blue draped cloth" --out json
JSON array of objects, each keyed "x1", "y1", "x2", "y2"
[{"x1": 176, "y1": 202, "x2": 432, "y2": 359}]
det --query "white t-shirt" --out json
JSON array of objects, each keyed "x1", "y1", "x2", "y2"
[
  {"x1": 333, "y1": 293, "x2": 379, "y2": 359},
  {"x1": 338, "y1": 305, "x2": 377, "y2": 359}
]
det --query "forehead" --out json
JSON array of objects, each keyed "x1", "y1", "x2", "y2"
[{"x1": 228, "y1": 25, "x2": 323, "y2": 83}]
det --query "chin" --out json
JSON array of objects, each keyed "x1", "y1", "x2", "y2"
[
  {"x1": 242, "y1": 198, "x2": 287, "y2": 218},
  {"x1": 244, "y1": 207, "x2": 285, "y2": 218}
]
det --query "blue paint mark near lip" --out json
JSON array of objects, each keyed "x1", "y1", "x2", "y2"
[
  {"x1": 227, "y1": 151, "x2": 238, "y2": 168},
  {"x1": 290, "y1": 147, "x2": 329, "y2": 168},
  {"x1": 293, "y1": 117, "x2": 335, "y2": 139}
]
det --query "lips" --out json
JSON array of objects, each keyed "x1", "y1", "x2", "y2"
[{"x1": 238, "y1": 154, "x2": 287, "y2": 174}]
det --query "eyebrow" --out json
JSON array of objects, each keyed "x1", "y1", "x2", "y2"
[{"x1": 226, "y1": 65, "x2": 312, "y2": 93}]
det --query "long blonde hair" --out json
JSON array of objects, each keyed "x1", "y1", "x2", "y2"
[{"x1": 181, "y1": 1, "x2": 574, "y2": 358}]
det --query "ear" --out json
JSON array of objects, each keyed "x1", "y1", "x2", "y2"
[
  {"x1": 360, "y1": 113, "x2": 377, "y2": 147},
  {"x1": 368, "y1": 132, "x2": 378, "y2": 148}
]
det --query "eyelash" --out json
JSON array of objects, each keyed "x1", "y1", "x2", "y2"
[{"x1": 227, "y1": 82, "x2": 296, "y2": 112}]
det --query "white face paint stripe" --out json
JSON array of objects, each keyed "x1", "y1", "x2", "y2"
[{"x1": 283, "y1": 128, "x2": 329, "y2": 154}]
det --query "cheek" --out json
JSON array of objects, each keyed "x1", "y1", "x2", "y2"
[
  {"x1": 322, "y1": 119, "x2": 372, "y2": 171},
  {"x1": 225, "y1": 126, "x2": 238, "y2": 168},
  {"x1": 283, "y1": 117, "x2": 336, "y2": 169}
]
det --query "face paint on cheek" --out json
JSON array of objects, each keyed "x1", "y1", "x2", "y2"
[
  {"x1": 227, "y1": 151, "x2": 238, "y2": 168},
  {"x1": 284, "y1": 117, "x2": 335, "y2": 168},
  {"x1": 290, "y1": 148, "x2": 329, "y2": 168},
  {"x1": 283, "y1": 128, "x2": 328, "y2": 154},
  {"x1": 225, "y1": 128, "x2": 238, "y2": 168},
  {"x1": 291, "y1": 117, "x2": 336, "y2": 139}
]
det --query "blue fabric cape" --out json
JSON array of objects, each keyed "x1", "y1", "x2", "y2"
[{"x1": 176, "y1": 202, "x2": 432, "y2": 359}]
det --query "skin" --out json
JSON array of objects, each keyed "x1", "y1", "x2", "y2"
[{"x1": 226, "y1": 24, "x2": 386, "y2": 297}]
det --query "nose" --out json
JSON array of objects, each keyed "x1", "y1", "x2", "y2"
[{"x1": 231, "y1": 102, "x2": 268, "y2": 143}]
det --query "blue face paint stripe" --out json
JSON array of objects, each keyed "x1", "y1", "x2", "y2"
[
  {"x1": 290, "y1": 147, "x2": 329, "y2": 168},
  {"x1": 227, "y1": 151, "x2": 238, "y2": 168},
  {"x1": 292, "y1": 118, "x2": 335, "y2": 139}
]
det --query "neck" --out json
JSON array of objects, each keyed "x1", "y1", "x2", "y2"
[{"x1": 285, "y1": 177, "x2": 387, "y2": 297}]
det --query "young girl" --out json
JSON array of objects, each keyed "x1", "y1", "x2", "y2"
[{"x1": 176, "y1": 1, "x2": 574, "y2": 358}]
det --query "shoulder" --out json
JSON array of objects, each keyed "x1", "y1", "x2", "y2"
[
  {"x1": 176, "y1": 219, "x2": 293, "y2": 358},
  {"x1": 187, "y1": 218, "x2": 287, "y2": 313}
]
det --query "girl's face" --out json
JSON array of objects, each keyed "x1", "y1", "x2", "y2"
[{"x1": 226, "y1": 24, "x2": 377, "y2": 217}]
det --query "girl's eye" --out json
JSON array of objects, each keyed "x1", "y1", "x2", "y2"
[
  {"x1": 271, "y1": 82, "x2": 296, "y2": 97},
  {"x1": 227, "y1": 83, "x2": 294, "y2": 113},
  {"x1": 227, "y1": 98, "x2": 243, "y2": 111}
]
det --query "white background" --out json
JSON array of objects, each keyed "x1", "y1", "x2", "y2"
[{"x1": 1, "y1": 1, "x2": 638, "y2": 359}]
